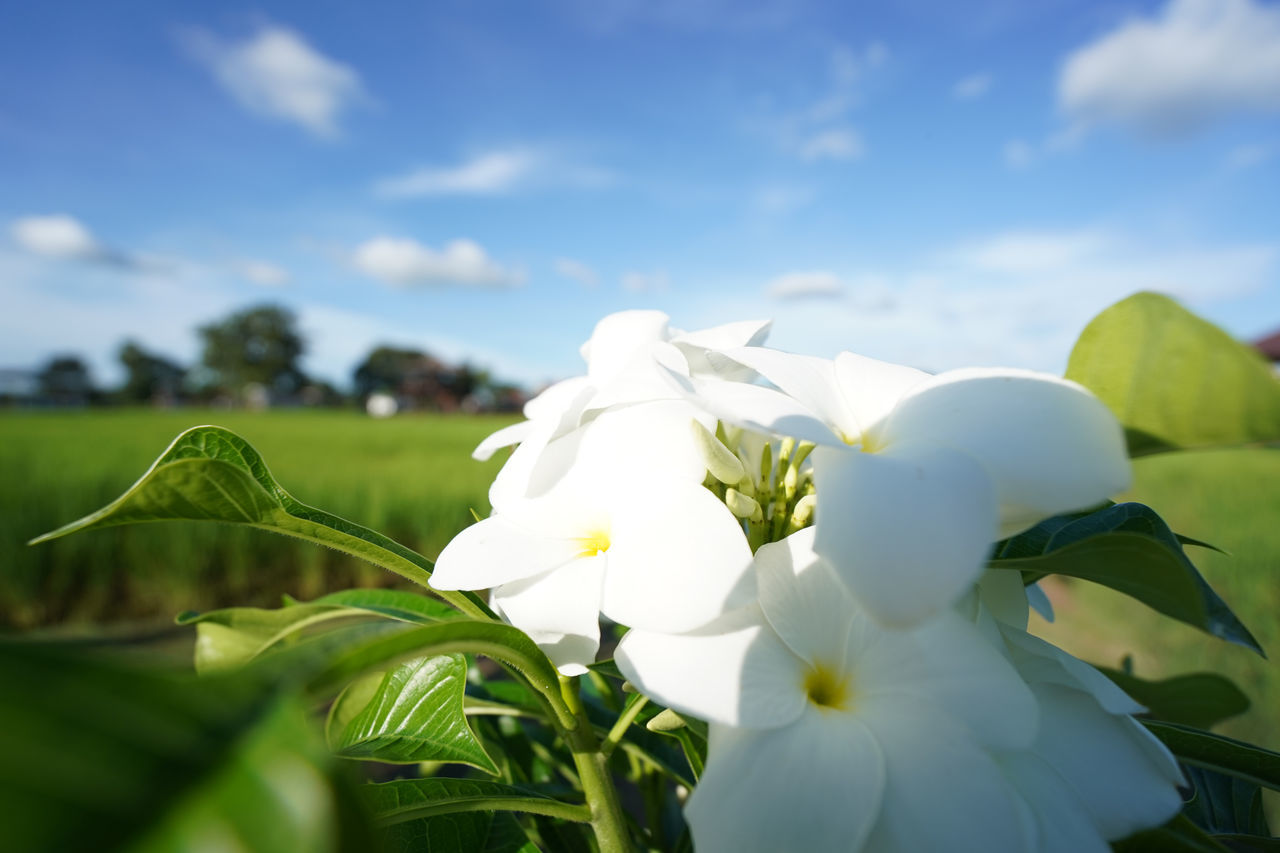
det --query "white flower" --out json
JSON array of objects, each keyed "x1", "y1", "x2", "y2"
[
  {"x1": 473, "y1": 311, "x2": 770, "y2": 504},
  {"x1": 682, "y1": 348, "x2": 1131, "y2": 627},
  {"x1": 969, "y1": 572, "x2": 1185, "y2": 850},
  {"x1": 616, "y1": 529, "x2": 1042, "y2": 852},
  {"x1": 431, "y1": 406, "x2": 756, "y2": 675}
]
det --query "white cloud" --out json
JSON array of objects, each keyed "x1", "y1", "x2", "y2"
[
  {"x1": 188, "y1": 26, "x2": 366, "y2": 138},
  {"x1": 11, "y1": 215, "x2": 102, "y2": 260},
  {"x1": 955, "y1": 230, "x2": 1113, "y2": 273},
  {"x1": 8, "y1": 214, "x2": 157, "y2": 269},
  {"x1": 621, "y1": 270, "x2": 670, "y2": 293},
  {"x1": 754, "y1": 42, "x2": 883, "y2": 162},
  {"x1": 352, "y1": 237, "x2": 523, "y2": 287},
  {"x1": 765, "y1": 270, "x2": 846, "y2": 300},
  {"x1": 953, "y1": 73, "x2": 992, "y2": 100},
  {"x1": 554, "y1": 257, "x2": 599, "y2": 287},
  {"x1": 798, "y1": 128, "x2": 864, "y2": 162},
  {"x1": 1059, "y1": 0, "x2": 1280, "y2": 135},
  {"x1": 709, "y1": 227, "x2": 1277, "y2": 378},
  {"x1": 375, "y1": 150, "x2": 539, "y2": 197},
  {"x1": 239, "y1": 260, "x2": 292, "y2": 286}
]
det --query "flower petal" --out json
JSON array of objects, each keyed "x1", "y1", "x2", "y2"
[
  {"x1": 812, "y1": 442, "x2": 998, "y2": 627},
  {"x1": 831, "y1": 351, "x2": 930, "y2": 437},
  {"x1": 853, "y1": 610, "x2": 1039, "y2": 750},
  {"x1": 490, "y1": 555, "x2": 605, "y2": 676},
  {"x1": 582, "y1": 310, "x2": 671, "y2": 385},
  {"x1": 672, "y1": 318, "x2": 772, "y2": 377},
  {"x1": 859, "y1": 696, "x2": 1036, "y2": 853},
  {"x1": 718, "y1": 347, "x2": 861, "y2": 440},
  {"x1": 602, "y1": 485, "x2": 755, "y2": 633},
  {"x1": 429, "y1": 515, "x2": 585, "y2": 591},
  {"x1": 671, "y1": 367, "x2": 843, "y2": 446},
  {"x1": 685, "y1": 710, "x2": 885, "y2": 853},
  {"x1": 880, "y1": 368, "x2": 1131, "y2": 536},
  {"x1": 574, "y1": 400, "x2": 716, "y2": 486},
  {"x1": 753, "y1": 528, "x2": 855, "y2": 669},
  {"x1": 615, "y1": 606, "x2": 807, "y2": 728},
  {"x1": 472, "y1": 419, "x2": 535, "y2": 462},
  {"x1": 1029, "y1": 684, "x2": 1183, "y2": 840},
  {"x1": 999, "y1": 753, "x2": 1111, "y2": 853},
  {"x1": 1000, "y1": 627, "x2": 1145, "y2": 716}
]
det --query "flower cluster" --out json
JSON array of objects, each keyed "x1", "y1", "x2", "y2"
[{"x1": 430, "y1": 310, "x2": 1184, "y2": 852}]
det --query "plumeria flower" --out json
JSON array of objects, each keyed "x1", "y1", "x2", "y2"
[
  {"x1": 431, "y1": 406, "x2": 756, "y2": 674},
  {"x1": 965, "y1": 571, "x2": 1184, "y2": 850},
  {"x1": 472, "y1": 310, "x2": 770, "y2": 504},
  {"x1": 616, "y1": 528, "x2": 1041, "y2": 852},
  {"x1": 680, "y1": 347, "x2": 1130, "y2": 626}
]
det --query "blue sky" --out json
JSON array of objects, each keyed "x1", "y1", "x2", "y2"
[{"x1": 3, "y1": 0, "x2": 1278, "y2": 390}]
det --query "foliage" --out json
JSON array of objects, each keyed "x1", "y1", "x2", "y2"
[{"x1": 197, "y1": 303, "x2": 307, "y2": 398}]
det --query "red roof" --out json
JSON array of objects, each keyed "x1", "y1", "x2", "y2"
[{"x1": 1256, "y1": 330, "x2": 1280, "y2": 361}]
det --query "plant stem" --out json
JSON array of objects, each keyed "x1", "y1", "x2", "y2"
[
  {"x1": 601, "y1": 694, "x2": 649, "y2": 758},
  {"x1": 560, "y1": 675, "x2": 633, "y2": 853}
]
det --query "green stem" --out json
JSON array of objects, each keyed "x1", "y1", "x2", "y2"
[
  {"x1": 560, "y1": 675, "x2": 633, "y2": 853},
  {"x1": 601, "y1": 694, "x2": 650, "y2": 758}
]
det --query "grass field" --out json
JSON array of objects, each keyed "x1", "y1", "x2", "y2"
[
  {"x1": 4, "y1": 410, "x2": 1277, "y2": 807},
  {"x1": 0, "y1": 409, "x2": 514, "y2": 629}
]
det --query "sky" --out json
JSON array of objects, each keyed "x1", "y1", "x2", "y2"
[{"x1": 2, "y1": 0, "x2": 1279, "y2": 391}]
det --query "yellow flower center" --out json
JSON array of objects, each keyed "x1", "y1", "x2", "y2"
[
  {"x1": 576, "y1": 527, "x2": 612, "y2": 558},
  {"x1": 803, "y1": 662, "x2": 852, "y2": 712}
]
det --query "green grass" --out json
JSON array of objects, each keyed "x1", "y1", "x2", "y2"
[{"x1": 1, "y1": 409, "x2": 514, "y2": 629}]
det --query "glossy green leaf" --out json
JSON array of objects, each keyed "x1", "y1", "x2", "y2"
[
  {"x1": 327, "y1": 654, "x2": 498, "y2": 773},
  {"x1": 28, "y1": 425, "x2": 491, "y2": 619},
  {"x1": 366, "y1": 778, "x2": 588, "y2": 825},
  {"x1": 1065, "y1": 292, "x2": 1280, "y2": 455},
  {"x1": 0, "y1": 641, "x2": 371, "y2": 853},
  {"x1": 1145, "y1": 721, "x2": 1280, "y2": 792},
  {"x1": 1096, "y1": 667, "x2": 1249, "y2": 729},
  {"x1": 179, "y1": 588, "x2": 463, "y2": 674},
  {"x1": 1181, "y1": 766, "x2": 1271, "y2": 837},
  {"x1": 990, "y1": 503, "x2": 1262, "y2": 655},
  {"x1": 304, "y1": 620, "x2": 574, "y2": 732},
  {"x1": 381, "y1": 810, "x2": 540, "y2": 853}
]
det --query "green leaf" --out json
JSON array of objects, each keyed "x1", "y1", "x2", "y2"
[
  {"x1": 1065, "y1": 292, "x2": 1280, "y2": 455},
  {"x1": 1096, "y1": 668, "x2": 1249, "y2": 729},
  {"x1": 366, "y1": 778, "x2": 588, "y2": 826},
  {"x1": 304, "y1": 621, "x2": 574, "y2": 732},
  {"x1": 28, "y1": 425, "x2": 491, "y2": 620},
  {"x1": 0, "y1": 641, "x2": 372, "y2": 853},
  {"x1": 179, "y1": 589, "x2": 463, "y2": 674},
  {"x1": 990, "y1": 503, "x2": 1262, "y2": 655},
  {"x1": 1144, "y1": 721, "x2": 1280, "y2": 792},
  {"x1": 326, "y1": 654, "x2": 498, "y2": 773},
  {"x1": 382, "y1": 811, "x2": 541, "y2": 853},
  {"x1": 1181, "y1": 766, "x2": 1271, "y2": 837}
]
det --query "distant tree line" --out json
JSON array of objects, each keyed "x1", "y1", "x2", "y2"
[{"x1": 3, "y1": 303, "x2": 527, "y2": 413}]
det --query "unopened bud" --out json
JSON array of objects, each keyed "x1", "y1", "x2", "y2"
[
  {"x1": 725, "y1": 488, "x2": 764, "y2": 523},
  {"x1": 692, "y1": 419, "x2": 746, "y2": 485},
  {"x1": 789, "y1": 494, "x2": 816, "y2": 530},
  {"x1": 646, "y1": 708, "x2": 687, "y2": 732}
]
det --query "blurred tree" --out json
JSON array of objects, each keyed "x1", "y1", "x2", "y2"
[
  {"x1": 198, "y1": 305, "x2": 307, "y2": 401},
  {"x1": 36, "y1": 355, "x2": 94, "y2": 406},
  {"x1": 353, "y1": 346, "x2": 425, "y2": 401},
  {"x1": 118, "y1": 340, "x2": 185, "y2": 404}
]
